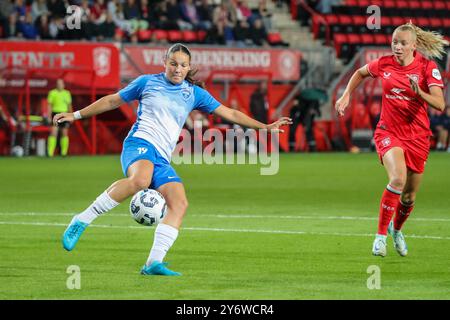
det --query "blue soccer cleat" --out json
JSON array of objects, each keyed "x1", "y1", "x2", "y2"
[
  {"x1": 62, "y1": 217, "x2": 89, "y2": 251},
  {"x1": 140, "y1": 261, "x2": 181, "y2": 276}
]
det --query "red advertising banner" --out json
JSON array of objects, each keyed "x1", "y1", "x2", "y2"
[
  {"x1": 122, "y1": 45, "x2": 302, "y2": 81},
  {"x1": 0, "y1": 41, "x2": 120, "y2": 93}
]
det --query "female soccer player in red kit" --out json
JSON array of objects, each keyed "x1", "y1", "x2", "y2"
[{"x1": 335, "y1": 23, "x2": 448, "y2": 257}]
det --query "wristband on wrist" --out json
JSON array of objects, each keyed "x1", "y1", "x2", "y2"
[{"x1": 73, "y1": 111, "x2": 82, "y2": 120}]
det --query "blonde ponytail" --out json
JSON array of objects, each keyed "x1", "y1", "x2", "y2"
[{"x1": 395, "y1": 22, "x2": 449, "y2": 59}]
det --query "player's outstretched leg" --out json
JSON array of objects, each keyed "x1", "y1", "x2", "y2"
[
  {"x1": 372, "y1": 234, "x2": 387, "y2": 257},
  {"x1": 388, "y1": 220, "x2": 408, "y2": 256},
  {"x1": 62, "y1": 216, "x2": 89, "y2": 251}
]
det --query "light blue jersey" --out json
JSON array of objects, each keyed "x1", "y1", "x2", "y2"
[{"x1": 119, "y1": 72, "x2": 221, "y2": 161}]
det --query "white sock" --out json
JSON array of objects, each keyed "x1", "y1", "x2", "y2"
[
  {"x1": 76, "y1": 191, "x2": 119, "y2": 224},
  {"x1": 146, "y1": 223, "x2": 179, "y2": 266}
]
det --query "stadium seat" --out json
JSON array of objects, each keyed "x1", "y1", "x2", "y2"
[
  {"x1": 197, "y1": 30, "x2": 207, "y2": 42},
  {"x1": 267, "y1": 32, "x2": 283, "y2": 46},
  {"x1": 152, "y1": 29, "x2": 168, "y2": 42},
  {"x1": 137, "y1": 29, "x2": 152, "y2": 42},
  {"x1": 360, "y1": 34, "x2": 374, "y2": 45},
  {"x1": 182, "y1": 30, "x2": 198, "y2": 43},
  {"x1": 167, "y1": 30, "x2": 183, "y2": 43},
  {"x1": 420, "y1": 1, "x2": 433, "y2": 10},
  {"x1": 333, "y1": 34, "x2": 347, "y2": 57},
  {"x1": 374, "y1": 33, "x2": 389, "y2": 45}
]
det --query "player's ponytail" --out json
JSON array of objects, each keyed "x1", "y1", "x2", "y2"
[
  {"x1": 395, "y1": 22, "x2": 449, "y2": 59},
  {"x1": 166, "y1": 43, "x2": 205, "y2": 88}
]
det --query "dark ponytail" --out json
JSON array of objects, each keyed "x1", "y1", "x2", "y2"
[{"x1": 166, "y1": 43, "x2": 205, "y2": 88}]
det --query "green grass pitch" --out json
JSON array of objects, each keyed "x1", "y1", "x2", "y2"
[{"x1": 0, "y1": 152, "x2": 449, "y2": 299}]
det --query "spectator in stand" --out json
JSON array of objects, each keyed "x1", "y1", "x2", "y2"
[
  {"x1": 123, "y1": 0, "x2": 148, "y2": 33},
  {"x1": 90, "y1": 0, "x2": 107, "y2": 25},
  {"x1": 83, "y1": 10, "x2": 100, "y2": 40},
  {"x1": 14, "y1": 0, "x2": 26, "y2": 22},
  {"x1": 108, "y1": 0, "x2": 133, "y2": 35},
  {"x1": 139, "y1": 0, "x2": 151, "y2": 25},
  {"x1": 18, "y1": 12, "x2": 39, "y2": 39},
  {"x1": 315, "y1": 0, "x2": 341, "y2": 14},
  {"x1": 47, "y1": 0, "x2": 68, "y2": 19},
  {"x1": 257, "y1": 0, "x2": 273, "y2": 32},
  {"x1": 49, "y1": 15, "x2": 65, "y2": 39},
  {"x1": 35, "y1": 13, "x2": 52, "y2": 40},
  {"x1": 167, "y1": 0, "x2": 193, "y2": 30},
  {"x1": 235, "y1": 0, "x2": 252, "y2": 23},
  {"x1": 233, "y1": 19, "x2": 251, "y2": 47},
  {"x1": 180, "y1": 0, "x2": 201, "y2": 30},
  {"x1": 31, "y1": 0, "x2": 49, "y2": 23},
  {"x1": 0, "y1": 0, "x2": 13, "y2": 38},
  {"x1": 4, "y1": 11, "x2": 19, "y2": 38},
  {"x1": 249, "y1": 18, "x2": 268, "y2": 47},
  {"x1": 196, "y1": 0, "x2": 213, "y2": 31},
  {"x1": 98, "y1": 11, "x2": 116, "y2": 41},
  {"x1": 250, "y1": 81, "x2": 269, "y2": 124},
  {"x1": 212, "y1": 0, "x2": 236, "y2": 45},
  {"x1": 297, "y1": 0, "x2": 319, "y2": 27}
]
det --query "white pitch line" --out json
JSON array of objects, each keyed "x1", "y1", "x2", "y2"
[
  {"x1": 0, "y1": 212, "x2": 449, "y2": 222},
  {"x1": 0, "y1": 221, "x2": 449, "y2": 241}
]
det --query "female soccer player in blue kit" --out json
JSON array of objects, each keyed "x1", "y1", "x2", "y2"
[{"x1": 54, "y1": 43, "x2": 291, "y2": 276}]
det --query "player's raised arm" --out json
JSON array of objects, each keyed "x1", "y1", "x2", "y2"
[
  {"x1": 335, "y1": 66, "x2": 371, "y2": 117},
  {"x1": 213, "y1": 104, "x2": 292, "y2": 133},
  {"x1": 53, "y1": 93, "x2": 124, "y2": 125}
]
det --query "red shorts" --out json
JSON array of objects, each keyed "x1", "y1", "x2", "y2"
[{"x1": 373, "y1": 129, "x2": 430, "y2": 174}]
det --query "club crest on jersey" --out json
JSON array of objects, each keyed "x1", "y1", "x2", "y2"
[
  {"x1": 383, "y1": 72, "x2": 391, "y2": 79},
  {"x1": 181, "y1": 88, "x2": 192, "y2": 100},
  {"x1": 407, "y1": 74, "x2": 419, "y2": 82},
  {"x1": 381, "y1": 137, "x2": 391, "y2": 147}
]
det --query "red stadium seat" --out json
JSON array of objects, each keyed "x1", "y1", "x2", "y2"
[
  {"x1": 391, "y1": 17, "x2": 405, "y2": 27},
  {"x1": 267, "y1": 32, "x2": 283, "y2": 45},
  {"x1": 324, "y1": 14, "x2": 339, "y2": 25},
  {"x1": 420, "y1": 1, "x2": 433, "y2": 10},
  {"x1": 361, "y1": 34, "x2": 374, "y2": 45},
  {"x1": 352, "y1": 16, "x2": 366, "y2": 26},
  {"x1": 137, "y1": 29, "x2": 152, "y2": 42},
  {"x1": 396, "y1": 1, "x2": 408, "y2": 9},
  {"x1": 381, "y1": 16, "x2": 392, "y2": 28},
  {"x1": 347, "y1": 34, "x2": 361, "y2": 45},
  {"x1": 408, "y1": 1, "x2": 421, "y2": 9},
  {"x1": 416, "y1": 17, "x2": 431, "y2": 28},
  {"x1": 382, "y1": 0, "x2": 396, "y2": 9},
  {"x1": 433, "y1": 1, "x2": 446, "y2": 10},
  {"x1": 333, "y1": 34, "x2": 347, "y2": 57},
  {"x1": 182, "y1": 30, "x2": 198, "y2": 43},
  {"x1": 197, "y1": 30, "x2": 207, "y2": 42},
  {"x1": 345, "y1": 0, "x2": 358, "y2": 6},
  {"x1": 167, "y1": 30, "x2": 183, "y2": 42},
  {"x1": 374, "y1": 34, "x2": 389, "y2": 45},
  {"x1": 429, "y1": 18, "x2": 443, "y2": 29},
  {"x1": 152, "y1": 29, "x2": 168, "y2": 41},
  {"x1": 338, "y1": 15, "x2": 352, "y2": 26}
]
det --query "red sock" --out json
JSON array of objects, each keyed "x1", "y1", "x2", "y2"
[
  {"x1": 377, "y1": 185, "x2": 401, "y2": 235},
  {"x1": 393, "y1": 202, "x2": 414, "y2": 231}
]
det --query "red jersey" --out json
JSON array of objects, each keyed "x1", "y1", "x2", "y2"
[{"x1": 367, "y1": 52, "x2": 444, "y2": 140}]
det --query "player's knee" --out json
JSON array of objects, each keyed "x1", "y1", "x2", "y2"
[
  {"x1": 390, "y1": 176, "x2": 406, "y2": 190},
  {"x1": 168, "y1": 199, "x2": 188, "y2": 216},
  {"x1": 129, "y1": 176, "x2": 150, "y2": 192}
]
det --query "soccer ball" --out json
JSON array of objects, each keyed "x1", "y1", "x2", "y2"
[{"x1": 129, "y1": 189, "x2": 167, "y2": 226}]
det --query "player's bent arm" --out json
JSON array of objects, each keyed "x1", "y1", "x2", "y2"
[
  {"x1": 335, "y1": 66, "x2": 370, "y2": 116},
  {"x1": 214, "y1": 105, "x2": 267, "y2": 129},
  {"x1": 419, "y1": 86, "x2": 445, "y2": 112},
  {"x1": 213, "y1": 105, "x2": 292, "y2": 132},
  {"x1": 53, "y1": 93, "x2": 124, "y2": 125}
]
